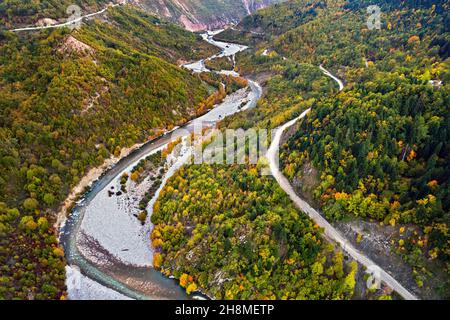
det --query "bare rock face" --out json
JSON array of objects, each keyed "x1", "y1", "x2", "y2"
[
  {"x1": 138, "y1": 0, "x2": 285, "y2": 31},
  {"x1": 58, "y1": 36, "x2": 95, "y2": 56},
  {"x1": 36, "y1": 18, "x2": 58, "y2": 27}
]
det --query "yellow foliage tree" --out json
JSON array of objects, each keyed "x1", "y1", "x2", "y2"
[
  {"x1": 179, "y1": 273, "x2": 189, "y2": 288},
  {"x1": 153, "y1": 252, "x2": 163, "y2": 269},
  {"x1": 130, "y1": 171, "x2": 140, "y2": 182}
]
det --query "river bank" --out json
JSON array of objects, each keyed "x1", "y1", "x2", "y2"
[
  {"x1": 61, "y1": 31, "x2": 262, "y2": 300},
  {"x1": 266, "y1": 66, "x2": 417, "y2": 300}
]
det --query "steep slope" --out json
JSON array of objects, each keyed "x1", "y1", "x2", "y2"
[
  {"x1": 138, "y1": 0, "x2": 285, "y2": 31},
  {"x1": 218, "y1": 0, "x2": 449, "y2": 298},
  {"x1": 0, "y1": 5, "x2": 220, "y2": 299},
  {"x1": 1, "y1": 0, "x2": 286, "y2": 31}
]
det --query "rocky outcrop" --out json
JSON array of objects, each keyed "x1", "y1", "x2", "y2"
[
  {"x1": 138, "y1": 0, "x2": 284, "y2": 31},
  {"x1": 57, "y1": 35, "x2": 95, "y2": 56}
]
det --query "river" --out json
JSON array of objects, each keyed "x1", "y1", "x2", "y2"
[
  {"x1": 60, "y1": 30, "x2": 262, "y2": 300},
  {"x1": 60, "y1": 28, "x2": 417, "y2": 301}
]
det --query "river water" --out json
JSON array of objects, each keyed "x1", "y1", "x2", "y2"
[{"x1": 60, "y1": 31, "x2": 262, "y2": 300}]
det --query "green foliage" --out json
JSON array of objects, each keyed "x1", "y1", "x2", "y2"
[
  {"x1": 152, "y1": 164, "x2": 357, "y2": 299},
  {"x1": 276, "y1": 2, "x2": 449, "y2": 265},
  {"x1": 220, "y1": 0, "x2": 448, "y2": 297},
  {"x1": 139, "y1": 0, "x2": 284, "y2": 30},
  {"x1": 204, "y1": 57, "x2": 234, "y2": 72},
  {"x1": 222, "y1": 57, "x2": 336, "y2": 130},
  {"x1": 0, "y1": 5, "x2": 219, "y2": 299},
  {"x1": 0, "y1": 0, "x2": 110, "y2": 28}
]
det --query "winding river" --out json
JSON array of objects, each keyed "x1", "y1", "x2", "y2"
[
  {"x1": 60, "y1": 30, "x2": 262, "y2": 300},
  {"x1": 60, "y1": 29, "x2": 416, "y2": 300}
]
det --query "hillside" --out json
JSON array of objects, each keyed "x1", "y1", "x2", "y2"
[
  {"x1": 0, "y1": 0, "x2": 285, "y2": 31},
  {"x1": 0, "y1": 5, "x2": 221, "y2": 299},
  {"x1": 218, "y1": 0, "x2": 449, "y2": 298},
  {"x1": 152, "y1": 164, "x2": 359, "y2": 300},
  {"x1": 0, "y1": 0, "x2": 448, "y2": 302},
  {"x1": 0, "y1": 0, "x2": 111, "y2": 28},
  {"x1": 138, "y1": 0, "x2": 285, "y2": 31},
  {"x1": 149, "y1": 0, "x2": 449, "y2": 299}
]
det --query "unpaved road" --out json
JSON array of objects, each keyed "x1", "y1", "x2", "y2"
[
  {"x1": 267, "y1": 66, "x2": 418, "y2": 300},
  {"x1": 9, "y1": 3, "x2": 122, "y2": 32},
  {"x1": 61, "y1": 31, "x2": 262, "y2": 300}
]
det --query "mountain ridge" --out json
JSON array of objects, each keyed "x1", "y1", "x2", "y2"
[
  {"x1": 137, "y1": 0, "x2": 284, "y2": 31},
  {"x1": 0, "y1": 0, "x2": 285, "y2": 31}
]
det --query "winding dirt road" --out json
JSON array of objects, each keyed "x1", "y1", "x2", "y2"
[
  {"x1": 267, "y1": 66, "x2": 418, "y2": 300},
  {"x1": 10, "y1": 3, "x2": 122, "y2": 32},
  {"x1": 17, "y1": 6, "x2": 416, "y2": 297}
]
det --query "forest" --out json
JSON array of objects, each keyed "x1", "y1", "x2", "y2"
[
  {"x1": 0, "y1": 6, "x2": 222, "y2": 299},
  {"x1": 0, "y1": 0, "x2": 110, "y2": 28},
  {"x1": 220, "y1": 51, "x2": 336, "y2": 130},
  {"x1": 223, "y1": 0, "x2": 449, "y2": 296},
  {"x1": 152, "y1": 164, "x2": 360, "y2": 299},
  {"x1": 0, "y1": 0, "x2": 448, "y2": 300},
  {"x1": 274, "y1": 0, "x2": 449, "y2": 283},
  {"x1": 154, "y1": 0, "x2": 449, "y2": 298}
]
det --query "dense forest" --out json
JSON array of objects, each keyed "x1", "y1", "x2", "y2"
[
  {"x1": 0, "y1": 6, "x2": 222, "y2": 299},
  {"x1": 153, "y1": 0, "x2": 449, "y2": 299},
  {"x1": 0, "y1": 0, "x2": 111, "y2": 28},
  {"x1": 138, "y1": 0, "x2": 284, "y2": 30},
  {"x1": 219, "y1": 0, "x2": 450, "y2": 296},
  {"x1": 152, "y1": 164, "x2": 360, "y2": 299},
  {"x1": 1, "y1": 0, "x2": 448, "y2": 301}
]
